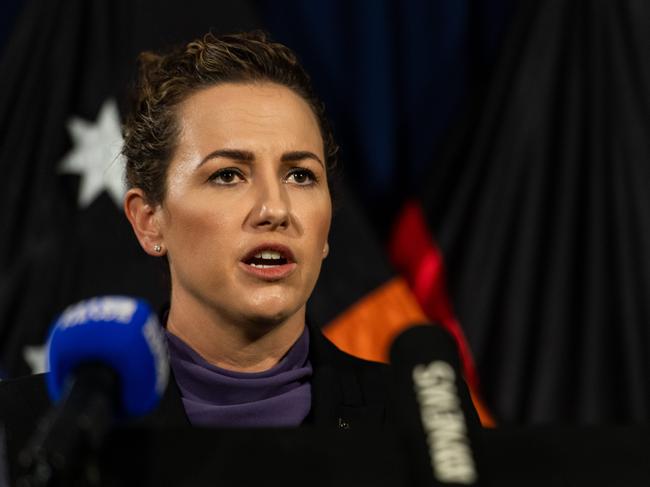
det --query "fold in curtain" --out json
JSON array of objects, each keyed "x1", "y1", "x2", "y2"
[{"x1": 423, "y1": 0, "x2": 650, "y2": 423}]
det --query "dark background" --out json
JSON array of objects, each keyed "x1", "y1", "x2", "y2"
[{"x1": 2, "y1": 0, "x2": 649, "y2": 426}]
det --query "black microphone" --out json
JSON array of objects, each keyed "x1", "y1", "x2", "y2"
[
  {"x1": 18, "y1": 296, "x2": 169, "y2": 486},
  {"x1": 390, "y1": 324, "x2": 481, "y2": 487}
]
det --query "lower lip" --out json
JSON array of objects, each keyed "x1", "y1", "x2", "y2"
[{"x1": 239, "y1": 261, "x2": 297, "y2": 281}]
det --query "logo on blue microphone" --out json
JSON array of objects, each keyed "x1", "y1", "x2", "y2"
[{"x1": 58, "y1": 296, "x2": 137, "y2": 328}]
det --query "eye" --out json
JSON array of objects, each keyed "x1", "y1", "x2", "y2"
[
  {"x1": 285, "y1": 168, "x2": 318, "y2": 186},
  {"x1": 208, "y1": 168, "x2": 245, "y2": 185}
]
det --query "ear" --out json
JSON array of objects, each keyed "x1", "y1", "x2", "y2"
[
  {"x1": 322, "y1": 241, "x2": 329, "y2": 259},
  {"x1": 124, "y1": 188, "x2": 164, "y2": 256}
]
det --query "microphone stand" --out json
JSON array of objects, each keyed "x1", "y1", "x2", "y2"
[{"x1": 17, "y1": 364, "x2": 120, "y2": 487}]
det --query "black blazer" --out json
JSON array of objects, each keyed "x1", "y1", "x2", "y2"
[{"x1": 0, "y1": 322, "x2": 394, "y2": 471}]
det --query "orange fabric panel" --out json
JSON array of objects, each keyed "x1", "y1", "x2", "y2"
[
  {"x1": 322, "y1": 276, "x2": 496, "y2": 427},
  {"x1": 322, "y1": 277, "x2": 427, "y2": 363},
  {"x1": 469, "y1": 388, "x2": 496, "y2": 428}
]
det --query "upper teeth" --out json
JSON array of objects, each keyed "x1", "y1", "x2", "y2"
[{"x1": 255, "y1": 251, "x2": 282, "y2": 259}]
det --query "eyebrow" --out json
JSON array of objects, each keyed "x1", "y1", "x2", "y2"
[
  {"x1": 198, "y1": 149, "x2": 324, "y2": 168},
  {"x1": 281, "y1": 151, "x2": 324, "y2": 167},
  {"x1": 198, "y1": 149, "x2": 254, "y2": 167}
]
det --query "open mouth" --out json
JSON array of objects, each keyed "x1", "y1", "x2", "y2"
[
  {"x1": 240, "y1": 245, "x2": 297, "y2": 281},
  {"x1": 244, "y1": 250, "x2": 290, "y2": 268},
  {"x1": 241, "y1": 244, "x2": 295, "y2": 268}
]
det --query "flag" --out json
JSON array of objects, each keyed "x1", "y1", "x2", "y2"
[{"x1": 0, "y1": 0, "x2": 260, "y2": 378}]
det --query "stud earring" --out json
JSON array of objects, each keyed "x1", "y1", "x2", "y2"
[{"x1": 153, "y1": 244, "x2": 162, "y2": 253}]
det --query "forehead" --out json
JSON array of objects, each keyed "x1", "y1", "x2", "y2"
[{"x1": 175, "y1": 82, "x2": 324, "y2": 155}]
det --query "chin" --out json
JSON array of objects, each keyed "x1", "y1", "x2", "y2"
[
  {"x1": 240, "y1": 302, "x2": 302, "y2": 329},
  {"x1": 251, "y1": 302, "x2": 292, "y2": 322},
  {"x1": 240, "y1": 291, "x2": 301, "y2": 320}
]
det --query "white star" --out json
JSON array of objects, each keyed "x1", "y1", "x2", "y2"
[
  {"x1": 59, "y1": 99, "x2": 126, "y2": 208},
  {"x1": 23, "y1": 344, "x2": 48, "y2": 374}
]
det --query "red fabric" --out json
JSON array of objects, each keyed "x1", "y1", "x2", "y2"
[{"x1": 389, "y1": 200, "x2": 480, "y2": 393}]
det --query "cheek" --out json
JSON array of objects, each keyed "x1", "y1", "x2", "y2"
[
  {"x1": 299, "y1": 195, "x2": 332, "y2": 250},
  {"x1": 164, "y1": 200, "x2": 232, "y2": 254}
]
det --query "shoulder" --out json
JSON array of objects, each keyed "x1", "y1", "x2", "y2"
[
  {"x1": 308, "y1": 324, "x2": 395, "y2": 427},
  {"x1": 322, "y1": 338, "x2": 392, "y2": 399},
  {"x1": 323, "y1": 339, "x2": 390, "y2": 378}
]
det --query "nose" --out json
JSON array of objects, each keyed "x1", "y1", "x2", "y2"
[{"x1": 248, "y1": 173, "x2": 290, "y2": 231}]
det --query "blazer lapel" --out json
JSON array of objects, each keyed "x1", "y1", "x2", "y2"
[{"x1": 307, "y1": 322, "x2": 385, "y2": 429}]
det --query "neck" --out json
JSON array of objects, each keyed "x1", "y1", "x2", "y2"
[{"x1": 166, "y1": 292, "x2": 306, "y2": 373}]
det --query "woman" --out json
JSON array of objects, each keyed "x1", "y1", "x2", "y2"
[
  {"x1": 0, "y1": 32, "x2": 392, "y2": 485},
  {"x1": 121, "y1": 31, "x2": 392, "y2": 429}
]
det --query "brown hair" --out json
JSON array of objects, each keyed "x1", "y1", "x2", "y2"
[{"x1": 122, "y1": 31, "x2": 338, "y2": 205}]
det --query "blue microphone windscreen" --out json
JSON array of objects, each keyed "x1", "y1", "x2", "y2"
[{"x1": 46, "y1": 296, "x2": 169, "y2": 417}]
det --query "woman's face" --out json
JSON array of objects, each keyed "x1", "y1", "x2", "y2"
[{"x1": 158, "y1": 82, "x2": 331, "y2": 327}]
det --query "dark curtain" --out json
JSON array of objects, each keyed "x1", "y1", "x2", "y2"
[
  {"x1": 423, "y1": 0, "x2": 650, "y2": 423},
  {"x1": 260, "y1": 0, "x2": 513, "y2": 235},
  {"x1": 0, "y1": 0, "x2": 260, "y2": 377},
  {"x1": 6, "y1": 0, "x2": 646, "y2": 427}
]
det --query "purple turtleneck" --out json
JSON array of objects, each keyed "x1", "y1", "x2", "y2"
[{"x1": 164, "y1": 326, "x2": 313, "y2": 428}]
